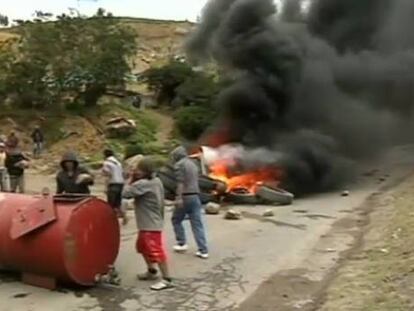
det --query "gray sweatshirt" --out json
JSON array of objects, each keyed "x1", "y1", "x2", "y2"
[
  {"x1": 170, "y1": 146, "x2": 200, "y2": 195},
  {"x1": 122, "y1": 177, "x2": 165, "y2": 231}
]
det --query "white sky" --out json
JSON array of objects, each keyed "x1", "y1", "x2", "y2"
[{"x1": 1, "y1": 0, "x2": 209, "y2": 22}]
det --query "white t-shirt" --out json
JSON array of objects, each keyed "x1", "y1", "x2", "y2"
[{"x1": 103, "y1": 156, "x2": 124, "y2": 184}]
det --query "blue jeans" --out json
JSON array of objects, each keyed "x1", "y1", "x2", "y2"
[{"x1": 172, "y1": 195, "x2": 208, "y2": 254}]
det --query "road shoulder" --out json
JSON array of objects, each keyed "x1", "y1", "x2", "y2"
[{"x1": 238, "y1": 172, "x2": 414, "y2": 311}]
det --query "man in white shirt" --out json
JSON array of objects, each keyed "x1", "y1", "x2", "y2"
[
  {"x1": 0, "y1": 143, "x2": 8, "y2": 191},
  {"x1": 102, "y1": 149, "x2": 128, "y2": 225}
]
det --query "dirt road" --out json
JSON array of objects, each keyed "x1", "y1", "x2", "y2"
[{"x1": 1, "y1": 147, "x2": 414, "y2": 311}]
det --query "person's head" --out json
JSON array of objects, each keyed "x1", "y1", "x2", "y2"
[
  {"x1": 60, "y1": 152, "x2": 79, "y2": 172},
  {"x1": 35, "y1": 125, "x2": 40, "y2": 130},
  {"x1": 134, "y1": 157, "x2": 155, "y2": 180},
  {"x1": 103, "y1": 149, "x2": 114, "y2": 159},
  {"x1": 9, "y1": 131, "x2": 15, "y2": 137},
  {"x1": 170, "y1": 146, "x2": 188, "y2": 164}
]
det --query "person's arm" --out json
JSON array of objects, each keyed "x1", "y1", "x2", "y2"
[
  {"x1": 174, "y1": 162, "x2": 184, "y2": 206},
  {"x1": 4, "y1": 155, "x2": 11, "y2": 170},
  {"x1": 78, "y1": 167, "x2": 94, "y2": 185},
  {"x1": 56, "y1": 175, "x2": 64, "y2": 194},
  {"x1": 122, "y1": 180, "x2": 146, "y2": 200}
]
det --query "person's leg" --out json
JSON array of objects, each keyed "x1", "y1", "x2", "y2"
[
  {"x1": 137, "y1": 255, "x2": 158, "y2": 280},
  {"x1": 18, "y1": 175, "x2": 25, "y2": 194},
  {"x1": 187, "y1": 195, "x2": 208, "y2": 255},
  {"x1": 136, "y1": 232, "x2": 158, "y2": 280},
  {"x1": 150, "y1": 233, "x2": 173, "y2": 291},
  {"x1": 171, "y1": 205, "x2": 188, "y2": 247},
  {"x1": 0, "y1": 170, "x2": 4, "y2": 192},
  {"x1": 9, "y1": 176, "x2": 18, "y2": 193},
  {"x1": 116, "y1": 184, "x2": 128, "y2": 225}
]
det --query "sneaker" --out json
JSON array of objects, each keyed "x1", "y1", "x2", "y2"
[
  {"x1": 173, "y1": 244, "x2": 189, "y2": 253},
  {"x1": 137, "y1": 271, "x2": 158, "y2": 281},
  {"x1": 150, "y1": 279, "x2": 174, "y2": 291},
  {"x1": 195, "y1": 251, "x2": 209, "y2": 259}
]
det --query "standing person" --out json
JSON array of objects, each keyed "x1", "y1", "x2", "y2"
[
  {"x1": 102, "y1": 149, "x2": 128, "y2": 225},
  {"x1": 56, "y1": 152, "x2": 94, "y2": 194},
  {"x1": 0, "y1": 143, "x2": 8, "y2": 191},
  {"x1": 5, "y1": 148, "x2": 29, "y2": 193},
  {"x1": 122, "y1": 157, "x2": 173, "y2": 291},
  {"x1": 31, "y1": 125, "x2": 44, "y2": 158},
  {"x1": 6, "y1": 131, "x2": 19, "y2": 150},
  {"x1": 170, "y1": 146, "x2": 209, "y2": 259}
]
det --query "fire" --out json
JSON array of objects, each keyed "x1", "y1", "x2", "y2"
[{"x1": 208, "y1": 160, "x2": 281, "y2": 194}]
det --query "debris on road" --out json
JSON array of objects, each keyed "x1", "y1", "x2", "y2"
[
  {"x1": 341, "y1": 190, "x2": 350, "y2": 197},
  {"x1": 262, "y1": 209, "x2": 275, "y2": 217},
  {"x1": 205, "y1": 202, "x2": 221, "y2": 215},
  {"x1": 224, "y1": 209, "x2": 242, "y2": 220}
]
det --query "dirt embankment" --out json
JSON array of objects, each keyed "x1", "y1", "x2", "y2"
[
  {"x1": 317, "y1": 175, "x2": 414, "y2": 311},
  {"x1": 238, "y1": 171, "x2": 414, "y2": 311}
]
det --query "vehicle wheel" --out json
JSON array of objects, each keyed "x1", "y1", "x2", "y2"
[
  {"x1": 256, "y1": 186, "x2": 294, "y2": 205},
  {"x1": 225, "y1": 188, "x2": 259, "y2": 205}
]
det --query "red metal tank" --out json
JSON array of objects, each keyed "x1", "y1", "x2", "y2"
[{"x1": 0, "y1": 193, "x2": 120, "y2": 288}]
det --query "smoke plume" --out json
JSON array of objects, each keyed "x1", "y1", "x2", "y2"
[{"x1": 186, "y1": 0, "x2": 414, "y2": 195}]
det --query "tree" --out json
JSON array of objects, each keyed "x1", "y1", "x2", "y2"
[
  {"x1": 142, "y1": 60, "x2": 195, "y2": 104},
  {"x1": 2, "y1": 9, "x2": 136, "y2": 108}
]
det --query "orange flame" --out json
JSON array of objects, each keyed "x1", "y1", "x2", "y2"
[{"x1": 209, "y1": 160, "x2": 281, "y2": 194}]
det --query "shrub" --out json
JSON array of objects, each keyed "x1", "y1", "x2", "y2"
[
  {"x1": 175, "y1": 106, "x2": 216, "y2": 141},
  {"x1": 124, "y1": 142, "x2": 145, "y2": 159}
]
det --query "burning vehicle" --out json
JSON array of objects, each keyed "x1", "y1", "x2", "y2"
[{"x1": 157, "y1": 145, "x2": 294, "y2": 205}]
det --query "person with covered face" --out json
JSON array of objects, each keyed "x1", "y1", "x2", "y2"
[
  {"x1": 170, "y1": 146, "x2": 209, "y2": 259},
  {"x1": 56, "y1": 152, "x2": 94, "y2": 194}
]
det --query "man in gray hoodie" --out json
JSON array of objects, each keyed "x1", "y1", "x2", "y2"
[{"x1": 170, "y1": 146, "x2": 209, "y2": 259}]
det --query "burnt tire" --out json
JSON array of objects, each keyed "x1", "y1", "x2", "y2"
[
  {"x1": 256, "y1": 186, "x2": 294, "y2": 205},
  {"x1": 200, "y1": 192, "x2": 220, "y2": 204},
  {"x1": 199, "y1": 176, "x2": 227, "y2": 193},
  {"x1": 157, "y1": 171, "x2": 177, "y2": 193},
  {"x1": 225, "y1": 192, "x2": 259, "y2": 205}
]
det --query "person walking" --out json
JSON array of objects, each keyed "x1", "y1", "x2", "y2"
[
  {"x1": 102, "y1": 149, "x2": 128, "y2": 225},
  {"x1": 31, "y1": 125, "x2": 44, "y2": 158},
  {"x1": 0, "y1": 143, "x2": 8, "y2": 191},
  {"x1": 170, "y1": 146, "x2": 209, "y2": 259},
  {"x1": 5, "y1": 147, "x2": 29, "y2": 193},
  {"x1": 122, "y1": 157, "x2": 174, "y2": 291},
  {"x1": 56, "y1": 152, "x2": 94, "y2": 194}
]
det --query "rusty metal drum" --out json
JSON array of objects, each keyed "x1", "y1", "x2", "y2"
[{"x1": 0, "y1": 193, "x2": 120, "y2": 288}]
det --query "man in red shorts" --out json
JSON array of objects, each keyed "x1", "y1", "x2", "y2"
[{"x1": 122, "y1": 157, "x2": 173, "y2": 291}]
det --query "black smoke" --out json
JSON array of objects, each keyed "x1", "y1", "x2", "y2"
[{"x1": 186, "y1": 0, "x2": 414, "y2": 195}]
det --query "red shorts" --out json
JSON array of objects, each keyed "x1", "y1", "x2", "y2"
[{"x1": 136, "y1": 231, "x2": 167, "y2": 263}]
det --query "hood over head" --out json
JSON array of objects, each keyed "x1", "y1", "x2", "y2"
[
  {"x1": 60, "y1": 152, "x2": 79, "y2": 169},
  {"x1": 170, "y1": 146, "x2": 188, "y2": 163}
]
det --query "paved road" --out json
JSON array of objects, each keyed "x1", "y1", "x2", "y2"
[{"x1": 1, "y1": 147, "x2": 413, "y2": 311}]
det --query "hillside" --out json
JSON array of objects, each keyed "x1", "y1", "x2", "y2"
[
  {"x1": 0, "y1": 17, "x2": 191, "y2": 168},
  {"x1": 0, "y1": 17, "x2": 194, "y2": 72}
]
